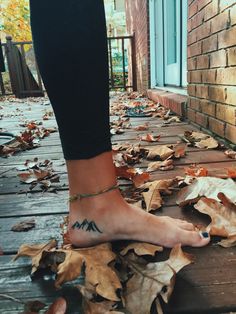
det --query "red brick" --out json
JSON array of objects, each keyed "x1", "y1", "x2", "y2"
[
  {"x1": 209, "y1": 86, "x2": 227, "y2": 102},
  {"x1": 216, "y1": 104, "x2": 236, "y2": 125},
  {"x1": 226, "y1": 87, "x2": 236, "y2": 105},
  {"x1": 188, "y1": 84, "x2": 196, "y2": 96},
  {"x1": 228, "y1": 47, "x2": 236, "y2": 65},
  {"x1": 189, "y1": 97, "x2": 201, "y2": 110},
  {"x1": 198, "y1": 0, "x2": 212, "y2": 11},
  {"x1": 189, "y1": 2, "x2": 198, "y2": 18},
  {"x1": 209, "y1": 117, "x2": 225, "y2": 137},
  {"x1": 187, "y1": 57, "x2": 197, "y2": 70},
  {"x1": 196, "y1": 112, "x2": 208, "y2": 127},
  {"x1": 220, "y1": 0, "x2": 236, "y2": 11},
  {"x1": 188, "y1": 30, "x2": 197, "y2": 45},
  {"x1": 188, "y1": 42, "x2": 202, "y2": 57},
  {"x1": 202, "y1": 34, "x2": 218, "y2": 53},
  {"x1": 211, "y1": 11, "x2": 230, "y2": 33},
  {"x1": 200, "y1": 99, "x2": 216, "y2": 116},
  {"x1": 230, "y1": 5, "x2": 236, "y2": 25},
  {"x1": 196, "y1": 21, "x2": 211, "y2": 40},
  {"x1": 191, "y1": 11, "x2": 204, "y2": 29},
  {"x1": 217, "y1": 68, "x2": 236, "y2": 85},
  {"x1": 210, "y1": 50, "x2": 227, "y2": 68},
  {"x1": 202, "y1": 69, "x2": 217, "y2": 83},
  {"x1": 190, "y1": 70, "x2": 202, "y2": 83},
  {"x1": 218, "y1": 26, "x2": 236, "y2": 49},
  {"x1": 204, "y1": 1, "x2": 219, "y2": 20},
  {"x1": 196, "y1": 55, "x2": 209, "y2": 69},
  {"x1": 187, "y1": 108, "x2": 196, "y2": 122},
  {"x1": 196, "y1": 85, "x2": 209, "y2": 98},
  {"x1": 225, "y1": 123, "x2": 236, "y2": 143}
]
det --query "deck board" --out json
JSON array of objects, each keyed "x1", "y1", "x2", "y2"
[{"x1": 0, "y1": 96, "x2": 236, "y2": 313}]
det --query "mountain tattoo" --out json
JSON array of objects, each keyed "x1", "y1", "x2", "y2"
[{"x1": 72, "y1": 219, "x2": 103, "y2": 233}]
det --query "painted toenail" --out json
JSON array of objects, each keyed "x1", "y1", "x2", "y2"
[{"x1": 199, "y1": 231, "x2": 209, "y2": 238}]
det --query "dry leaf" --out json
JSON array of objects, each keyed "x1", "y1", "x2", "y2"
[
  {"x1": 177, "y1": 177, "x2": 236, "y2": 207},
  {"x1": 23, "y1": 300, "x2": 46, "y2": 313},
  {"x1": 227, "y1": 168, "x2": 236, "y2": 179},
  {"x1": 124, "y1": 245, "x2": 193, "y2": 314},
  {"x1": 147, "y1": 145, "x2": 174, "y2": 160},
  {"x1": 195, "y1": 137, "x2": 219, "y2": 149},
  {"x1": 134, "y1": 123, "x2": 149, "y2": 131},
  {"x1": 173, "y1": 143, "x2": 187, "y2": 158},
  {"x1": 14, "y1": 239, "x2": 57, "y2": 274},
  {"x1": 115, "y1": 166, "x2": 150, "y2": 187},
  {"x1": 147, "y1": 159, "x2": 174, "y2": 172},
  {"x1": 11, "y1": 219, "x2": 35, "y2": 232},
  {"x1": 225, "y1": 149, "x2": 236, "y2": 159},
  {"x1": 194, "y1": 196, "x2": 236, "y2": 244},
  {"x1": 142, "y1": 180, "x2": 174, "y2": 211},
  {"x1": 140, "y1": 133, "x2": 161, "y2": 142},
  {"x1": 83, "y1": 299, "x2": 119, "y2": 314},
  {"x1": 185, "y1": 165, "x2": 208, "y2": 177},
  {"x1": 44, "y1": 298, "x2": 67, "y2": 314},
  {"x1": 120, "y1": 243, "x2": 163, "y2": 256}
]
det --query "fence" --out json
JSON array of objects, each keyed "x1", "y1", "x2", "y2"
[{"x1": 0, "y1": 35, "x2": 137, "y2": 98}]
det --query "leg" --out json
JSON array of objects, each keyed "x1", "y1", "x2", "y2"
[{"x1": 30, "y1": 0, "x2": 210, "y2": 248}]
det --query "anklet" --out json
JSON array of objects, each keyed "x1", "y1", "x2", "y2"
[{"x1": 69, "y1": 183, "x2": 119, "y2": 202}]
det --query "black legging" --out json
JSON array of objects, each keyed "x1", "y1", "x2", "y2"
[{"x1": 30, "y1": 0, "x2": 111, "y2": 160}]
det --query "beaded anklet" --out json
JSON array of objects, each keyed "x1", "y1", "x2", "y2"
[{"x1": 69, "y1": 183, "x2": 119, "y2": 202}]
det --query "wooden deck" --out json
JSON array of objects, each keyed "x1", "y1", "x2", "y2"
[{"x1": 0, "y1": 96, "x2": 236, "y2": 313}]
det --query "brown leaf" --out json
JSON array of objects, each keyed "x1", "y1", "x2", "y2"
[
  {"x1": 227, "y1": 167, "x2": 236, "y2": 179},
  {"x1": 24, "y1": 300, "x2": 46, "y2": 314},
  {"x1": 115, "y1": 166, "x2": 150, "y2": 187},
  {"x1": 225, "y1": 149, "x2": 236, "y2": 159},
  {"x1": 185, "y1": 165, "x2": 208, "y2": 177},
  {"x1": 173, "y1": 143, "x2": 187, "y2": 158},
  {"x1": 134, "y1": 123, "x2": 149, "y2": 131},
  {"x1": 194, "y1": 197, "x2": 236, "y2": 242},
  {"x1": 142, "y1": 180, "x2": 174, "y2": 211},
  {"x1": 147, "y1": 145, "x2": 174, "y2": 160},
  {"x1": 18, "y1": 169, "x2": 51, "y2": 184},
  {"x1": 177, "y1": 177, "x2": 236, "y2": 207},
  {"x1": 55, "y1": 243, "x2": 122, "y2": 301},
  {"x1": 11, "y1": 218, "x2": 35, "y2": 232},
  {"x1": 147, "y1": 159, "x2": 174, "y2": 172},
  {"x1": 195, "y1": 137, "x2": 219, "y2": 149},
  {"x1": 44, "y1": 298, "x2": 67, "y2": 314},
  {"x1": 183, "y1": 131, "x2": 218, "y2": 149},
  {"x1": 140, "y1": 133, "x2": 161, "y2": 142},
  {"x1": 83, "y1": 299, "x2": 119, "y2": 314},
  {"x1": 124, "y1": 245, "x2": 193, "y2": 314},
  {"x1": 14, "y1": 239, "x2": 57, "y2": 274},
  {"x1": 120, "y1": 243, "x2": 163, "y2": 256}
]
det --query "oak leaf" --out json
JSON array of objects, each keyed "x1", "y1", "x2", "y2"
[
  {"x1": 147, "y1": 159, "x2": 174, "y2": 172},
  {"x1": 120, "y1": 243, "x2": 163, "y2": 256},
  {"x1": 146, "y1": 145, "x2": 174, "y2": 160},
  {"x1": 124, "y1": 245, "x2": 193, "y2": 314},
  {"x1": 14, "y1": 239, "x2": 57, "y2": 274},
  {"x1": 140, "y1": 133, "x2": 161, "y2": 142},
  {"x1": 142, "y1": 179, "x2": 174, "y2": 211}
]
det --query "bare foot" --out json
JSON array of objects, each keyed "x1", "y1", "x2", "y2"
[{"x1": 68, "y1": 189, "x2": 210, "y2": 248}]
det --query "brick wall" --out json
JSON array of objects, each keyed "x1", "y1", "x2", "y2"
[
  {"x1": 125, "y1": 0, "x2": 150, "y2": 91},
  {"x1": 187, "y1": 0, "x2": 236, "y2": 144}
]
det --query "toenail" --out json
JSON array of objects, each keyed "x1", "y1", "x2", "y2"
[{"x1": 199, "y1": 231, "x2": 209, "y2": 238}]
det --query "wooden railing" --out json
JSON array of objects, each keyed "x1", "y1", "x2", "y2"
[{"x1": 0, "y1": 35, "x2": 137, "y2": 98}]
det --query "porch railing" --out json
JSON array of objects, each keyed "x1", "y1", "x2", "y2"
[{"x1": 0, "y1": 35, "x2": 137, "y2": 98}]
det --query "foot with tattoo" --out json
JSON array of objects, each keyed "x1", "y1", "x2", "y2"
[{"x1": 67, "y1": 152, "x2": 210, "y2": 248}]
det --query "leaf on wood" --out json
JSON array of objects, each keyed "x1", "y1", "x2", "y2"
[
  {"x1": 227, "y1": 168, "x2": 236, "y2": 179},
  {"x1": 195, "y1": 137, "x2": 219, "y2": 149},
  {"x1": 147, "y1": 159, "x2": 174, "y2": 172},
  {"x1": 194, "y1": 196, "x2": 236, "y2": 246},
  {"x1": 173, "y1": 143, "x2": 187, "y2": 159},
  {"x1": 185, "y1": 165, "x2": 208, "y2": 177},
  {"x1": 44, "y1": 297, "x2": 67, "y2": 314},
  {"x1": 82, "y1": 298, "x2": 119, "y2": 314},
  {"x1": 115, "y1": 166, "x2": 150, "y2": 187},
  {"x1": 146, "y1": 145, "x2": 174, "y2": 160},
  {"x1": 134, "y1": 123, "x2": 149, "y2": 131},
  {"x1": 11, "y1": 218, "x2": 35, "y2": 232},
  {"x1": 224, "y1": 149, "x2": 236, "y2": 159},
  {"x1": 14, "y1": 239, "x2": 57, "y2": 274},
  {"x1": 142, "y1": 180, "x2": 174, "y2": 211},
  {"x1": 177, "y1": 177, "x2": 236, "y2": 207},
  {"x1": 164, "y1": 116, "x2": 181, "y2": 124},
  {"x1": 139, "y1": 133, "x2": 161, "y2": 142},
  {"x1": 120, "y1": 243, "x2": 163, "y2": 256},
  {"x1": 124, "y1": 245, "x2": 193, "y2": 314},
  {"x1": 18, "y1": 169, "x2": 51, "y2": 184}
]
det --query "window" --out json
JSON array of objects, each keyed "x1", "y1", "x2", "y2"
[{"x1": 150, "y1": 0, "x2": 187, "y2": 88}]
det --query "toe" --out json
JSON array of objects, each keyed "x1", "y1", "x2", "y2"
[{"x1": 180, "y1": 230, "x2": 210, "y2": 247}]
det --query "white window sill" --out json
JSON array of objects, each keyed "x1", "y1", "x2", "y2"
[{"x1": 152, "y1": 86, "x2": 187, "y2": 96}]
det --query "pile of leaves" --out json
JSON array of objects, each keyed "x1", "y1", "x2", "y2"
[
  {"x1": 17, "y1": 158, "x2": 60, "y2": 191},
  {"x1": 15, "y1": 240, "x2": 193, "y2": 313},
  {"x1": 0, "y1": 120, "x2": 57, "y2": 157}
]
